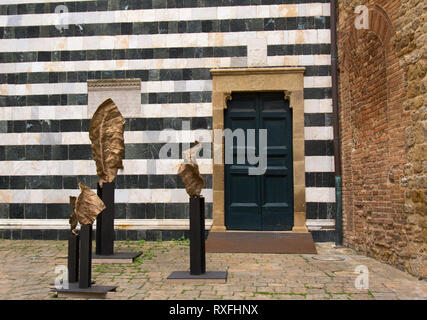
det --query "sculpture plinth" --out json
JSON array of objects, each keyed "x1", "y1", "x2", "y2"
[
  {"x1": 95, "y1": 182, "x2": 115, "y2": 256},
  {"x1": 67, "y1": 233, "x2": 79, "y2": 283},
  {"x1": 168, "y1": 196, "x2": 227, "y2": 282},
  {"x1": 189, "y1": 196, "x2": 206, "y2": 275},
  {"x1": 93, "y1": 182, "x2": 142, "y2": 263}
]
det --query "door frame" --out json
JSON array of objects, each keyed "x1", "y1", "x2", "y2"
[{"x1": 210, "y1": 67, "x2": 307, "y2": 233}]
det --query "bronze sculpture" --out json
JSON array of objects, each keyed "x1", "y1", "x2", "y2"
[
  {"x1": 89, "y1": 98, "x2": 125, "y2": 187},
  {"x1": 68, "y1": 182, "x2": 106, "y2": 233},
  {"x1": 178, "y1": 141, "x2": 205, "y2": 197}
]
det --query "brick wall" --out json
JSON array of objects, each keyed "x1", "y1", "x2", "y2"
[{"x1": 337, "y1": 0, "x2": 426, "y2": 278}]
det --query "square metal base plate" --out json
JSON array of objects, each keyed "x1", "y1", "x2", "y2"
[
  {"x1": 167, "y1": 271, "x2": 228, "y2": 283},
  {"x1": 53, "y1": 282, "x2": 117, "y2": 299},
  {"x1": 92, "y1": 251, "x2": 142, "y2": 264}
]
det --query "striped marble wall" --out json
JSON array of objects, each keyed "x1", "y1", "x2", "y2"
[{"x1": 0, "y1": 0, "x2": 335, "y2": 240}]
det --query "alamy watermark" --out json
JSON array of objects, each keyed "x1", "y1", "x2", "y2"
[
  {"x1": 354, "y1": 265, "x2": 369, "y2": 290},
  {"x1": 54, "y1": 5, "x2": 70, "y2": 32},
  {"x1": 54, "y1": 265, "x2": 69, "y2": 290},
  {"x1": 158, "y1": 121, "x2": 268, "y2": 176},
  {"x1": 354, "y1": 5, "x2": 369, "y2": 30}
]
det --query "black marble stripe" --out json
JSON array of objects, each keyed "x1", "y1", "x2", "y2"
[
  {"x1": 0, "y1": 0, "x2": 331, "y2": 16},
  {"x1": 268, "y1": 44, "x2": 331, "y2": 56},
  {"x1": 304, "y1": 140, "x2": 334, "y2": 156},
  {"x1": 0, "y1": 140, "x2": 333, "y2": 161},
  {"x1": 1, "y1": 66, "x2": 330, "y2": 84},
  {"x1": 2, "y1": 114, "x2": 334, "y2": 133},
  {"x1": 0, "y1": 45, "x2": 332, "y2": 64},
  {"x1": 1, "y1": 117, "x2": 212, "y2": 133},
  {"x1": 304, "y1": 113, "x2": 333, "y2": 127},
  {"x1": 0, "y1": 202, "x2": 213, "y2": 220},
  {"x1": 0, "y1": 143, "x2": 212, "y2": 161},
  {"x1": 0, "y1": 46, "x2": 247, "y2": 63},
  {"x1": 0, "y1": 174, "x2": 213, "y2": 190},
  {"x1": 0, "y1": 88, "x2": 332, "y2": 106},
  {"x1": 305, "y1": 172, "x2": 335, "y2": 188},
  {"x1": 1, "y1": 16, "x2": 330, "y2": 39},
  {"x1": 306, "y1": 202, "x2": 336, "y2": 220}
]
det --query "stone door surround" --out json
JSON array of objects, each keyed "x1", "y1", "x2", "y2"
[{"x1": 210, "y1": 67, "x2": 307, "y2": 233}]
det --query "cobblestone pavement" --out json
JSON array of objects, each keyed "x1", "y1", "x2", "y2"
[{"x1": 0, "y1": 239, "x2": 425, "y2": 300}]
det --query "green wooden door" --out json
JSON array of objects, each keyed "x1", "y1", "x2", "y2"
[{"x1": 225, "y1": 92, "x2": 293, "y2": 231}]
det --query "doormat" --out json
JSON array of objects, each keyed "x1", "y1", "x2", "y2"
[{"x1": 205, "y1": 231, "x2": 317, "y2": 254}]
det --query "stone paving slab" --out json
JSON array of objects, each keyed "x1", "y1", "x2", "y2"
[{"x1": 0, "y1": 240, "x2": 425, "y2": 300}]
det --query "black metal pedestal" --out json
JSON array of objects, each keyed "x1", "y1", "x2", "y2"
[
  {"x1": 168, "y1": 196, "x2": 227, "y2": 283},
  {"x1": 53, "y1": 225, "x2": 117, "y2": 299},
  {"x1": 96, "y1": 182, "x2": 115, "y2": 256},
  {"x1": 94, "y1": 182, "x2": 142, "y2": 263},
  {"x1": 79, "y1": 225, "x2": 92, "y2": 289},
  {"x1": 67, "y1": 233, "x2": 79, "y2": 283},
  {"x1": 190, "y1": 196, "x2": 206, "y2": 275}
]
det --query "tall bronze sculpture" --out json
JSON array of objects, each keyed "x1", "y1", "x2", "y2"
[
  {"x1": 89, "y1": 98, "x2": 141, "y2": 262},
  {"x1": 89, "y1": 98, "x2": 125, "y2": 188}
]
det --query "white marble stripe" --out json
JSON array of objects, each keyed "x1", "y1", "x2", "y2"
[
  {"x1": 0, "y1": 99, "x2": 332, "y2": 121},
  {"x1": 0, "y1": 55, "x2": 331, "y2": 74},
  {"x1": 0, "y1": 30, "x2": 331, "y2": 52},
  {"x1": 306, "y1": 219, "x2": 335, "y2": 230},
  {"x1": 304, "y1": 126, "x2": 334, "y2": 140},
  {"x1": 0, "y1": 81, "x2": 209, "y2": 95},
  {"x1": 305, "y1": 156, "x2": 335, "y2": 172},
  {"x1": 0, "y1": 77, "x2": 331, "y2": 96},
  {"x1": 0, "y1": 159, "x2": 213, "y2": 176},
  {"x1": 304, "y1": 76, "x2": 332, "y2": 88},
  {"x1": 0, "y1": 103, "x2": 213, "y2": 120},
  {"x1": 0, "y1": 219, "x2": 214, "y2": 230},
  {"x1": 0, "y1": 4, "x2": 331, "y2": 27},
  {"x1": 0, "y1": 187, "x2": 335, "y2": 204},
  {"x1": 304, "y1": 99, "x2": 333, "y2": 113},
  {"x1": 0, "y1": 99, "x2": 331, "y2": 121},
  {"x1": 0, "y1": 219, "x2": 335, "y2": 231},
  {"x1": 0, "y1": 157, "x2": 333, "y2": 176},
  {"x1": 1, "y1": 0, "x2": 86, "y2": 4},
  {"x1": 0, "y1": 130, "x2": 212, "y2": 145},
  {"x1": 306, "y1": 187, "x2": 336, "y2": 203},
  {"x1": 0, "y1": 188, "x2": 213, "y2": 204},
  {"x1": 268, "y1": 55, "x2": 331, "y2": 67}
]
